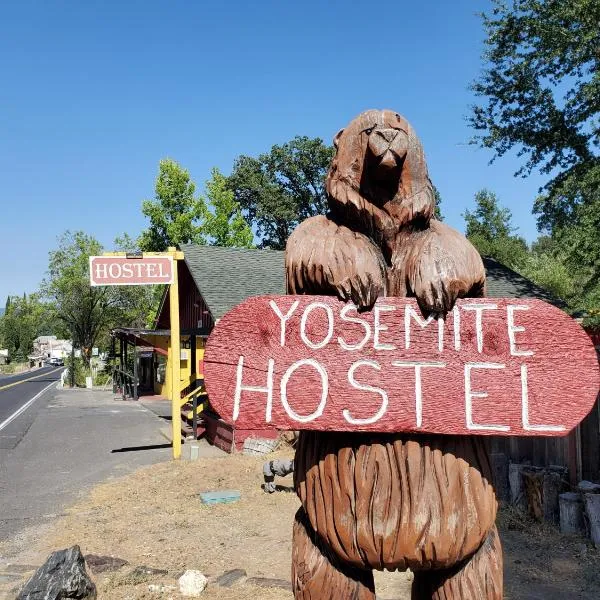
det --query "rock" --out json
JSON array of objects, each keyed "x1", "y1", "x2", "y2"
[
  {"x1": 215, "y1": 568, "x2": 247, "y2": 587},
  {"x1": 84, "y1": 554, "x2": 129, "y2": 574},
  {"x1": 16, "y1": 545, "x2": 96, "y2": 600},
  {"x1": 148, "y1": 583, "x2": 177, "y2": 593},
  {"x1": 132, "y1": 565, "x2": 169, "y2": 577},
  {"x1": 245, "y1": 576, "x2": 292, "y2": 591},
  {"x1": 178, "y1": 570, "x2": 208, "y2": 596},
  {"x1": 242, "y1": 437, "x2": 278, "y2": 455}
]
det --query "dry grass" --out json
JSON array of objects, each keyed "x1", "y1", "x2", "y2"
[
  {"x1": 0, "y1": 449, "x2": 410, "y2": 599},
  {"x1": 3, "y1": 451, "x2": 599, "y2": 599}
]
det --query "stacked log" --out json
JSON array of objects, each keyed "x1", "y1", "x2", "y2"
[
  {"x1": 508, "y1": 463, "x2": 529, "y2": 511},
  {"x1": 559, "y1": 492, "x2": 585, "y2": 535},
  {"x1": 489, "y1": 452, "x2": 510, "y2": 503},
  {"x1": 522, "y1": 467, "x2": 544, "y2": 521},
  {"x1": 579, "y1": 481, "x2": 600, "y2": 546},
  {"x1": 510, "y1": 464, "x2": 568, "y2": 524},
  {"x1": 544, "y1": 466, "x2": 569, "y2": 524}
]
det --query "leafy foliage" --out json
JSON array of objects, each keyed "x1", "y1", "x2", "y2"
[
  {"x1": 0, "y1": 294, "x2": 59, "y2": 361},
  {"x1": 470, "y1": 0, "x2": 599, "y2": 203},
  {"x1": 433, "y1": 185, "x2": 444, "y2": 221},
  {"x1": 228, "y1": 136, "x2": 334, "y2": 249},
  {"x1": 463, "y1": 190, "x2": 589, "y2": 313},
  {"x1": 464, "y1": 189, "x2": 528, "y2": 270},
  {"x1": 139, "y1": 159, "x2": 207, "y2": 251},
  {"x1": 519, "y1": 237, "x2": 577, "y2": 302},
  {"x1": 201, "y1": 168, "x2": 254, "y2": 248},
  {"x1": 550, "y1": 195, "x2": 600, "y2": 326},
  {"x1": 42, "y1": 231, "x2": 153, "y2": 364},
  {"x1": 470, "y1": 0, "x2": 599, "y2": 325}
]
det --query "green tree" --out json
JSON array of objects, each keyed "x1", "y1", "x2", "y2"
[
  {"x1": 469, "y1": 0, "x2": 599, "y2": 228},
  {"x1": 550, "y1": 196, "x2": 600, "y2": 325},
  {"x1": 139, "y1": 159, "x2": 207, "y2": 251},
  {"x1": 42, "y1": 231, "x2": 106, "y2": 365},
  {"x1": 519, "y1": 236, "x2": 576, "y2": 302},
  {"x1": 433, "y1": 185, "x2": 443, "y2": 221},
  {"x1": 112, "y1": 234, "x2": 161, "y2": 329},
  {"x1": 201, "y1": 168, "x2": 254, "y2": 248},
  {"x1": 228, "y1": 136, "x2": 334, "y2": 249},
  {"x1": 43, "y1": 231, "x2": 153, "y2": 365},
  {"x1": 469, "y1": 1, "x2": 599, "y2": 323},
  {"x1": 464, "y1": 189, "x2": 529, "y2": 270},
  {"x1": 0, "y1": 294, "x2": 58, "y2": 361}
]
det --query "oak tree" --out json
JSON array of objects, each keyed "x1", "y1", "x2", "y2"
[{"x1": 228, "y1": 136, "x2": 334, "y2": 249}]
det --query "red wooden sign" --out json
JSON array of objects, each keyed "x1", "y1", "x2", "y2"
[
  {"x1": 203, "y1": 296, "x2": 599, "y2": 436},
  {"x1": 89, "y1": 256, "x2": 174, "y2": 286}
]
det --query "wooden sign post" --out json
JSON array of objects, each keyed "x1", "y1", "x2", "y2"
[
  {"x1": 204, "y1": 295, "x2": 599, "y2": 437},
  {"x1": 90, "y1": 248, "x2": 184, "y2": 459}
]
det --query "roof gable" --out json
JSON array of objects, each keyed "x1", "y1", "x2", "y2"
[
  {"x1": 178, "y1": 247, "x2": 567, "y2": 319},
  {"x1": 181, "y1": 245, "x2": 286, "y2": 320},
  {"x1": 482, "y1": 257, "x2": 567, "y2": 309}
]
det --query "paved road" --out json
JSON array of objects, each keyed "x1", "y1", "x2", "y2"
[
  {"x1": 0, "y1": 367, "x2": 63, "y2": 450},
  {"x1": 0, "y1": 384, "x2": 173, "y2": 543}
]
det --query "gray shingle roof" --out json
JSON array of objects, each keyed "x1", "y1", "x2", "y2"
[
  {"x1": 482, "y1": 257, "x2": 567, "y2": 309},
  {"x1": 180, "y1": 246, "x2": 567, "y2": 319},
  {"x1": 181, "y1": 245, "x2": 286, "y2": 320}
]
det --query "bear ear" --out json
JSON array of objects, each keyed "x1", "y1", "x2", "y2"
[{"x1": 333, "y1": 128, "x2": 344, "y2": 149}]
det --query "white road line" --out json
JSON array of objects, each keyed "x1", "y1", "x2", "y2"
[{"x1": 0, "y1": 380, "x2": 58, "y2": 432}]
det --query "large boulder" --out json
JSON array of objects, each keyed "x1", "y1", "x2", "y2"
[{"x1": 17, "y1": 545, "x2": 96, "y2": 600}]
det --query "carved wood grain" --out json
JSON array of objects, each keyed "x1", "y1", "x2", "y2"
[
  {"x1": 203, "y1": 295, "x2": 599, "y2": 436},
  {"x1": 294, "y1": 431, "x2": 497, "y2": 571}
]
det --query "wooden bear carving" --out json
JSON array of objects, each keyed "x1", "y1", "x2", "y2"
[{"x1": 286, "y1": 110, "x2": 503, "y2": 599}]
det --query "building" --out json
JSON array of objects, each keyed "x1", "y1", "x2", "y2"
[
  {"x1": 111, "y1": 247, "x2": 599, "y2": 464},
  {"x1": 110, "y1": 246, "x2": 285, "y2": 450},
  {"x1": 33, "y1": 336, "x2": 72, "y2": 359}
]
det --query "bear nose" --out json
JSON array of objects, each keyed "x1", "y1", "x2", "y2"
[{"x1": 378, "y1": 128, "x2": 398, "y2": 143}]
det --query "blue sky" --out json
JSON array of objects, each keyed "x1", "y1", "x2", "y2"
[{"x1": 0, "y1": 0, "x2": 549, "y2": 303}]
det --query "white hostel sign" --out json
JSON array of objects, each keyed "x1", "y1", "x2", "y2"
[{"x1": 89, "y1": 256, "x2": 174, "y2": 286}]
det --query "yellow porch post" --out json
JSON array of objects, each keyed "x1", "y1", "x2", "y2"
[{"x1": 168, "y1": 247, "x2": 182, "y2": 459}]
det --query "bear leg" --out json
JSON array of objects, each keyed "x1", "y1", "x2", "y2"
[
  {"x1": 411, "y1": 525, "x2": 503, "y2": 600},
  {"x1": 292, "y1": 507, "x2": 375, "y2": 600}
]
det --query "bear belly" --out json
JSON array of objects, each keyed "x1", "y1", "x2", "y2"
[{"x1": 294, "y1": 431, "x2": 497, "y2": 571}]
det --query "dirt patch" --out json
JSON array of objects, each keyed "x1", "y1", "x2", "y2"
[
  {"x1": 498, "y1": 505, "x2": 600, "y2": 599},
  {"x1": 1, "y1": 452, "x2": 599, "y2": 599}
]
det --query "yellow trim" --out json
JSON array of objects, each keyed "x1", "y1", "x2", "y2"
[
  {"x1": 101, "y1": 250, "x2": 185, "y2": 260},
  {"x1": 184, "y1": 403, "x2": 206, "y2": 420},
  {"x1": 168, "y1": 246, "x2": 182, "y2": 459},
  {"x1": 179, "y1": 387, "x2": 207, "y2": 408}
]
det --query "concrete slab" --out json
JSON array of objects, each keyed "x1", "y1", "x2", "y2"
[{"x1": 0, "y1": 388, "x2": 172, "y2": 542}]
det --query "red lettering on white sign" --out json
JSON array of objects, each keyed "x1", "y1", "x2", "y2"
[{"x1": 89, "y1": 256, "x2": 174, "y2": 286}]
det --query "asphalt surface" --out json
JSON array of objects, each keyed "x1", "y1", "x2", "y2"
[
  {"x1": 0, "y1": 367, "x2": 64, "y2": 450},
  {"x1": 0, "y1": 383, "x2": 173, "y2": 543}
]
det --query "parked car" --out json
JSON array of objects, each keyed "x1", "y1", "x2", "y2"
[{"x1": 48, "y1": 357, "x2": 64, "y2": 366}]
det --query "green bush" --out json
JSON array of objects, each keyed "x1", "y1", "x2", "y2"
[
  {"x1": 93, "y1": 370, "x2": 111, "y2": 387},
  {"x1": 65, "y1": 356, "x2": 87, "y2": 387}
]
